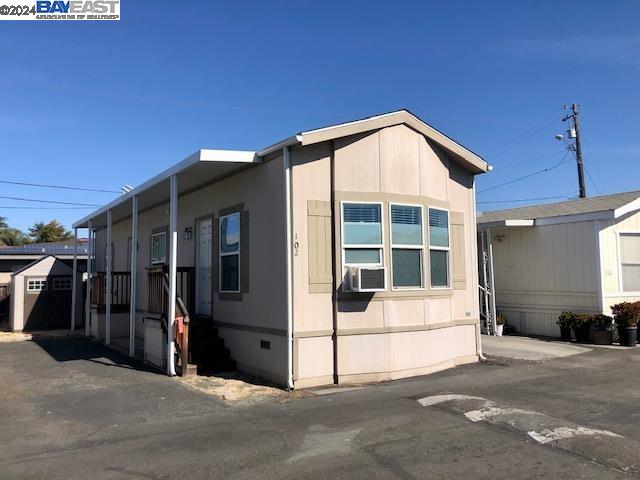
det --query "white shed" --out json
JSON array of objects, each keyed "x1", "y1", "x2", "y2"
[
  {"x1": 477, "y1": 191, "x2": 640, "y2": 337},
  {"x1": 9, "y1": 255, "x2": 83, "y2": 332}
]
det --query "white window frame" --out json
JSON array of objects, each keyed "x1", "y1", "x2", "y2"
[
  {"x1": 53, "y1": 277, "x2": 72, "y2": 290},
  {"x1": 341, "y1": 201, "x2": 385, "y2": 270},
  {"x1": 389, "y1": 203, "x2": 425, "y2": 290},
  {"x1": 27, "y1": 278, "x2": 47, "y2": 293},
  {"x1": 428, "y1": 206, "x2": 451, "y2": 289},
  {"x1": 219, "y1": 212, "x2": 241, "y2": 294},
  {"x1": 151, "y1": 231, "x2": 166, "y2": 265},
  {"x1": 616, "y1": 230, "x2": 640, "y2": 294}
]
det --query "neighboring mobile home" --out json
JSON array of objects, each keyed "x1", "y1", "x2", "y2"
[
  {"x1": 73, "y1": 110, "x2": 489, "y2": 388},
  {"x1": 477, "y1": 191, "x2": 640, "y2": 338}
]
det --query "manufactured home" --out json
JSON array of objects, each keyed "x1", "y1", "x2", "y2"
[
  {"x1": 72, "y1": 110, "x2": 490, "y2": 388},
  {"x1": 477, "y1": 191, "x2": 640, "y2": 337}
]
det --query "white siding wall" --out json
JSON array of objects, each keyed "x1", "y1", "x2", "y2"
[{"x1": 489, "y1": 221, "x2": 600, "y2": 337}]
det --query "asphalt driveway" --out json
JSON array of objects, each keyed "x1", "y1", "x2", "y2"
[{"x1": 1, "y1": 336, "x2": 640, "y2": 479}]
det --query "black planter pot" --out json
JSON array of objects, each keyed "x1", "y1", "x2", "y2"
[
  {"x1": 559, "y1": 326, "x2": 572, "y2": 341},
  {"x1": 619, "y1": 326, "x2": 638, "y2": 347},
  {"x1": 592, "y1": 329, "x2": 612, "y2": 345},
  {"x1": 573, "y1": 325, "x2": 591, "y2": 343}
]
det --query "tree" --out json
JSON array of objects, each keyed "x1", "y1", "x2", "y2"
[
  {"x1": 0, "y1": 216, "x2": 29, "y2": 246},
  {"x1": 28, "y1": 220, "x2": 73, "y2": 243}
]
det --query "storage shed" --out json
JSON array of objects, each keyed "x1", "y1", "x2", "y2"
[
  {"x1": 477, "y1": 191, "x2": 640, "y2": 337},
  {"x1": 9, "y1": 255, "x2": 83, "y2": 332}
]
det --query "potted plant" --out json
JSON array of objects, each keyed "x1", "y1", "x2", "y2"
[
  {"x1": 611, "y1": 302, "x2": 640, "y2": 347},
  {"x1": 572, "y1": 313, "x2": 592, "y2": 343},
  {"x1": 557, "y1": 311, "x2": 574, "y2": 341},
  {"x1": 591, "y1": 313, "x2": 613, "y2": 345},
  {"x1": 495, "y1": 314, "x2": 507, "y2": 336}
]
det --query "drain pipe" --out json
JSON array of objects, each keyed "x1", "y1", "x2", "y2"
[
  {"x1": 283, "y1": 146, "x2": 294, "y2": 389},
  {"x1": 472, "y1": 181, "x2": 487, "y2": 363}
]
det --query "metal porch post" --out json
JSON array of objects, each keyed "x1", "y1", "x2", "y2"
[
  {"x1": 85, "y1": 220, "x2": 93, "y2": 337},
  {"x1": 129, "y1": 195, "x2": 138, "y2": 357},
  {"x1": 106, "y1": 209, "x2": 112, "y2": 345},
  {"x1": 167, "y1": 175, "x2": 178, "y2": 376},
  {"x1": 71, "y1": 228, "x2": 78, "y2": 331},
  {"x1": 487, "y1": 227, "x2": 498, "y2": 336}
]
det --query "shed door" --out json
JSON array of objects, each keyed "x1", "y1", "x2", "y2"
[
  {"x1": 196, "y1": 218, "x2": 213, "y2": 317},
  {"x1": 23, "y1": 275, "x2": 72, "y2": 331}
]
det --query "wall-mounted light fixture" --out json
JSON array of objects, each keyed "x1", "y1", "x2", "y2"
[{"x1": 183, "y1": 226, "x2": 193, "y2": 240}]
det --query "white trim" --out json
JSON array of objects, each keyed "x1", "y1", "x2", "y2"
[
  {"x1": 283, "y1": 146, "x2": 294, "y2": 390},
  {"x1": 71, "y1": 228, "x2": 78, "y2": 330},
  {"x1": 614, "y1": 197, "x2": 640, "y2": 218},
  {"x1": 428, "y1": 206, "x2": 451, "y2": 289},
  {"x1": 85, "y1": 220, "x2": 92, "y2": 337},
  {"x1": 389, "y1": 202, "x2": 425, "y2": 291},
  {"x1": 617, "y1": 230, "x2": 640, "y2": 295},
  {"x1": 26, "y1": 278, "x2": 47, "y2": 293},
  {"x1": 72, "y1": 149, "x2": 260, "y2": 229},
  {"x1": 594, "y1": 220, "x2": 604, "y2": 313},
  {"x1": 340, "y1": 201, "x2": 386, "y2": 285},
  {"x1": 167, "y1": 174, "x2": 178, "y2": 377},
  {"x1": 129, "y1": 195, "x2": 138, "y2": 357},
  {"x1": 218, "y1": 212, "x2": 241, "y2": 294},
  {"x1": 105, "y1": 209, "x2": 112, "y2": 346},
  {"x1": 0, "y1": 254, "x2": 87, "y2": 261}
]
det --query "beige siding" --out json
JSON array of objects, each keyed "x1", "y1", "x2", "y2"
[
  {"x1": 489, "y1": 221, "x2": 600, "y2": 336},
  {"x1": 94, "y1": 157, "x2": 289, "y2": 384},
  {"x1": 292, "y1": 124, "x2": 479, "y2": 386}
]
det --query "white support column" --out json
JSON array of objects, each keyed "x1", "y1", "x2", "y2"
[
  {"x1": 480, "y1": 228, "x2": 491, "y2": 334},
  {"x1": 71, "y1": 228, "x2": 78, "y2": 331},
  {"x1": 129, "y1": 195, "x2": 138, "y2": 357},
  {"x1": 487, "y1": 227, "x2": 498, "y2": 336},
  {"x1": 85, "y1": 220, "x2": 93, "y2": 337},
  {"x1": 106, "y1": 209, "x2": 113, "y2": 345},
  {"x1": 167, "y1": 175, "x2": 178, "y2": 376},
  {"x1": 283, "y1": 147, "x2": 294, "y2": 389}
]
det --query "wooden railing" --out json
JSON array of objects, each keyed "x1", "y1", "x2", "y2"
[
  {"x1": 147, "y1": 266, "x2": 194, "y2": 377},
  {"x1": 91, "y1": 272, "x2": 131, "y2": 310},
  {"x1": 147, "y1": 266, "x2": 194, "y2": 317}
]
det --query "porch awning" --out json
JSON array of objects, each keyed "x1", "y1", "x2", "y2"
[{"x1": 73, "y1": 149, "x2": 259, "y2": 229}]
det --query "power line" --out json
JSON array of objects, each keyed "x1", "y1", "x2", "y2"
[
  {"x1": 583, "y1": 164, "x2": 602, "y2": 194},
  {"x1": 477, "y1": 195, "x2": 574, "y2": 204},
  {"x1": 490, "y1": 110, "x2": 561, "y2": 158},
  {"x1": 478, "y1": 151, "x2": 570, "y2": 194},
  {"x1": 0, "y1": 206, "x2": 93, "y2": 210},
  {"x1": 0, "y1": 179, "x2": 120, "y2": 193},
  {"x1": 0, "y1": 195, "x2": 101, "y2": 207}
]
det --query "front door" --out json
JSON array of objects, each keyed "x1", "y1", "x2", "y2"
[{"x1": 195, "y1": 218, "x2": 213, "y2": 316}]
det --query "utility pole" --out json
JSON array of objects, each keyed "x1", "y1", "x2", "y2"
[{"x1": 562, "y1": 103, "x2": 587, "y2": 198}]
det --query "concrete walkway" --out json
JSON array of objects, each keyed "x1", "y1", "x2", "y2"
[{"x1": 481, "y1": 334, "x2": 591, "y2": 360}]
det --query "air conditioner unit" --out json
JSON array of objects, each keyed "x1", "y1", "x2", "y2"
[{"x1": 346, "y1": 266, "x2": 386, "y2": 292}]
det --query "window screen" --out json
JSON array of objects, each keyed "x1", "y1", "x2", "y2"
[
  {"x1": 220, "y1": 213, "x2": 240, "y2": 292},
  {"x1": 429, "y1": 208, "x2": 450, "y2": 288},
  {"x1": 391, "y1": 204, "x2": 423, "y2": 288}
]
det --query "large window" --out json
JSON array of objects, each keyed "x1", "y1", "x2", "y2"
[
  {"x1": 620, "y1": 232, "x2": 640, "y2": 292},
  {"x1": 151, "y1": 232, "x2": 166, "y2": 265},
  {"x1": 428, "y1": 208, "x2": 450, "y2": 288},
  {"x1": 342, "y1": 202, "x2": 383, "y2": 266},
  {"x1": 391, "y1": 204, "x2": 423, "y2": 288},
  {"x1": 220, "y1": 212, "x2": 240, "y2": 293}
]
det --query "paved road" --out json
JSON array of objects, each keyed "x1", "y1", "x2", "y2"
[{"x1": 1, "y1": 337, "x2": 639, "y2": 479}]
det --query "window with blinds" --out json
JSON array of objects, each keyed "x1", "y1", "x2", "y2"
[
  {"x1": 391, "y1": 204, "x2": 423, "y2": 288},
  {"x1": 428, "y1": 208, "x2": 450, "y2": 288},
  {"x1": 342, "y1": 202, "x2": 383, "y2": 266}
]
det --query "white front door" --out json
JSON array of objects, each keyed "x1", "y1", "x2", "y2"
[{"x1": 195, "y1": 218, "x2": 213, "y2": 316}]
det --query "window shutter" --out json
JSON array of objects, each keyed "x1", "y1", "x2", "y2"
[
  {"x1": 307, "y1": 200, "x2": 333, "y2": 293},
  {"x1": 212, "y1": 217, "x2": 220, "y2": 293},
  {"x1": 450, "y1": 211, "x2": 467, "y2": 290},
  {"x1": 240, "y1": 210, "x2": 250, "y2": 293}
]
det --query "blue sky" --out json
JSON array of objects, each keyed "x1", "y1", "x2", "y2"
[{"x1": 1, "y1": 0, "x2": 639, "y2": 233}]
